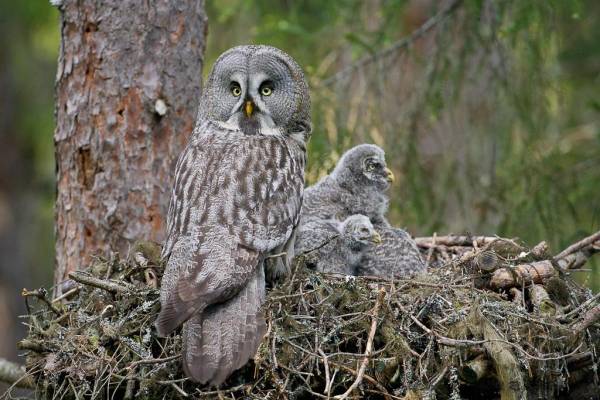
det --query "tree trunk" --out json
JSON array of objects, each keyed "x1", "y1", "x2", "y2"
[{"x1": 53, "y1": 0, "x2": 207, "y2": 292}]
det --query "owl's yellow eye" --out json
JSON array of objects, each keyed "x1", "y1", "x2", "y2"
[
  {"x1": 366, "y1": 164, "x2": 375, "y2": 172},
  {"x1": 231, "y1": 84, "x2": 242, "y2": 97},
  {"x1": 260, "y1": 86, "x2": 273, "y2": 96}
]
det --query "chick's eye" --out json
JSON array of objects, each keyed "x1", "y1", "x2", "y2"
[
  {"x1": 260, "y1": 85, "x2": 273, "y2": 96},
  {"x1": 366, "y1": 164, "x2": 375, "y2": 172},
  {"x1": 231, "y1": 84, "x2": 242, "y2": 97},
  {"x1": 360, "y1": 228, "x2": 369, "y2": 234}
]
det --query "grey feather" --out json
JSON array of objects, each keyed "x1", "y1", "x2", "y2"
[
  {"x1": 357, "y1": 227, "x2": 426, "y2": 278},
  {"x1": 301, "y1": 214, "x2": 380, "y2": 275},
  {"x1": 157, "y1": 45, "x2": 311, "y2": 385},
  {"x1": 300, "y1": 144, "x2": 393, "y2": 230}
]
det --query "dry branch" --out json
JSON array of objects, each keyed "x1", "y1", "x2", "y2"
[
  {"x1": 572, "y1": 305, "x2": 600, "y2": 335},
  {"x1": 490, "y1": 260, "x2": 557, "y2": 289},
  {"x1": 68, "y1": 270, "x2": 134, "y2": 294},
  {"x1": 322, "y1": 0, "x2": 463, "y2": 86},
  {"x1": 415, "y1": 235, "x2": 508, "y2": 247},
  {"x1": 334, "y1": 288, "x2": 385, "y2": 400},
  {"x1": 555, "y1": 230, "x2": 600, "y2": 260}
]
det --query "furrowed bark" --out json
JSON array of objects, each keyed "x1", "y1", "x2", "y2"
[{"x1": 53, "y1": 0, "x2": 207, "y2": 293}]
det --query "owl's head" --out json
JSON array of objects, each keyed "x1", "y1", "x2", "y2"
[
  {"x1": 198, "y1": 45, "x2": 311, "y2": 142},
  {"x1": 338, "y1": 214, "x2": 381, "y2": 247},
  {"x1": 331, "y1": 144, "x2": 395, "y2": 191}
]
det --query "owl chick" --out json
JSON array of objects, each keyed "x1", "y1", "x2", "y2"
[
  {"x1": 301, "y1": 214, "x2": 381, "y2": 275},
  {"x1": 357, "y1": 227, "x2": 426, "y2": 278},
  {"x1": 155, "y1": 45, "x2": 311, "y2": 386},
  {"x1": 301, "y1": 144, "x2": 394, "y2": 230}
]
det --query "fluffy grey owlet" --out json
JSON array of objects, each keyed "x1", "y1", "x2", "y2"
[
  {"x1": 300, "y1": 144, "x2": 394, "y2": 230},
  {"x1": 357, "y1": 227, "x2": 426, "y2": 277},
  {"x1": 300, "y1": 214, "x2": 381, "y2": 275},
  {"x1": 155, "y1": 45, "x2": 311, "y2": 386}
]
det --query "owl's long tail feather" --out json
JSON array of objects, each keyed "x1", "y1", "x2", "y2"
[{"x1": 182, "y1": 265, "x2": 266, "y2": 386}]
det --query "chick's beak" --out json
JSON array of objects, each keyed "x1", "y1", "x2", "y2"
[
  {"x1": 384, "y1": 168, "x2": 395, "y2": 183},
  {"x1": 244, "y1": 100, "x2": 254, "y2": 117},
  {"x1": 371, "y1": 231, "x2": 382, "y2": 245}
]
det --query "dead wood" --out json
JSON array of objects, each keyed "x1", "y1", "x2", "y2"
[
  {"x1": 490, "y1": 260, "x2": 557, "y2": 289},
  {"x1": 9, "y1": 231, "x2": 600, "y2": 399}
]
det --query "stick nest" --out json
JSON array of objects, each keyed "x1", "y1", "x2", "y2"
[{"x1": 14, "y1": 236, "x2": 600, "y2": 399}]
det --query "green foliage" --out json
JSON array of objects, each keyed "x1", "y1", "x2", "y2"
[{"x1": 4, "y1": 1, "x2": 598, "y2": 289}]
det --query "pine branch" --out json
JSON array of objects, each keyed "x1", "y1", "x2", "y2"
[{"x1": 321, "y1": 0, "x2": 463, "y2": 86}]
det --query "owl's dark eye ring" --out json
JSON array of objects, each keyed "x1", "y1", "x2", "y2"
[
  {"x1": 260, "y1": 81, "x2": 273, "y2": 96},
  {"x1": 260, "y1": 86, "x2": 273, "y2": 96},
  {"x1": 230, "y1": 83, "x2": 242, "y2": 97}
]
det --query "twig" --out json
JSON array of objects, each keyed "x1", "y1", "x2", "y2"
[
  {"x1": 319, "y1": 349, "x2": 332, "y2": 397},
  {"x1": 51, "y1": 286, "x2": 80, "y2": 303},
  {"x1": 266, "y1": 252, "x2": 287, "y2": 259},
  {"x1": 334, "y1": 288, "x2": 385, "y2": 400},
  {"x1": 17, "y1": 339, "x2": 49, "y2": 353},
  {"x1": 322, "y1": 0, "x2": 463, "y2": 86},
  {"x1": 328, "y1": 361, "x2": 392, "y2": 399},
  {"x1": 69, "y1": 271, "x2": 134, "y2": 294},
  {"x1": 21, "y1": 288, "x2": 61, "y2": 316},
  {"x1": 125, "y1": 354, "x2": 181, "y2": 370},
  {"x1": 415, "y1": 235, "x2": 517, "y2": 248},
  {"x1": 572, "y1": 305, "x2": 600, "y2": 335},
  {"x1": 299, "y1": 234, "x2": 341, "y2": 257},
  {"x1": 196, "y1": 384, "x2": 250, "y2": 397},
  {"x1": 555, "y1": 230, "x2": 600, "y2": 260},
  {"x1": 0, "y1": 358, "x2": 35, "y2": 389},
  {"x1": 562, "y1": 292, "x2": 600, "y2": 320}
]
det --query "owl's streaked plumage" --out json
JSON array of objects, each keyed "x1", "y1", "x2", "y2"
[
  {"x1": 300, "y1": 214, "x2": 380, "y2": 275},
  {"x1": 357, "y1": 227, "x2": 426, "y2": 277},
  {"x1": 300, "y1": 144, "x2": 394, "y2": 229},
  {"x1": 156, "y1": 45, "x2": 311, "y2": 386}
]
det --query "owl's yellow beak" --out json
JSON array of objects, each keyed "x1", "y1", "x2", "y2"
[
  {"x1": 385, "y1": 168, "x2": 395, "y2": 183},
  {"x1": 244, "y1": 100, "x2": 254, "y2": 117},
  {"x1": 371, "y1": 231, "x2": 382, "y2": 244}
]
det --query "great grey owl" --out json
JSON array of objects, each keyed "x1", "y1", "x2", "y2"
[
  {"x1": 357, "y1": 227, "x2": 426, "y2": 277},
  {"x1": 155, "y1": 45, "x2": 311, "y2": 386},
  {"x1": 299, "y1": 214, "x2": 380, "y2": 274},
  {"x1": 300, "y1": 144, "x2": 394, "y2": 229}
]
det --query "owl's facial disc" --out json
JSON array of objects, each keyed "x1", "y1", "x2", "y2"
[
  {"x1": 362, "y1": 156, "x2": 394, "y2": 189},
  {"x1": 341, "y1": 215, "x2": 380, "y2": 246},
  {"x1": 225, "y1": 74, "x2": 282, "y2": 136},
  {"x1": 351, "y1": 224, "x2": 381, "y2": 245}
]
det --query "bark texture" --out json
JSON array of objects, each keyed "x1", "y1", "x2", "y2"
[{"x1": 54, "y1": 0, "x2": 207, "y2": 290}]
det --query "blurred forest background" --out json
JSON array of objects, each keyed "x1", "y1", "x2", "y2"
[{"x1": 0, "y1": 0, "x2": 598, "y2": 369}]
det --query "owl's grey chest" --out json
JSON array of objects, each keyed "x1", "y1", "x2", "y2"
[{"x1": 184, "y1": 129, "x2": 305, "y2": 247}]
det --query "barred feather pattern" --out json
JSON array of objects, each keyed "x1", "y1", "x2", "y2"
[
  {"x1": 358, "y1": 227, "x2": 426, "y2": 277},
  {"x1": 156, "y1": 121, "x2": 306, "y2": 385}
]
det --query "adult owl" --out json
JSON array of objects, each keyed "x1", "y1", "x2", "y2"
[
  {"x1": 155, "y1": 45, "x2": 311, "y2": 386},
  {"x1": 301, "y1": 214, "x2": 381, "y2": 275},
  {"x1": 357, "y1": 227, "x2": 426, "y2": 277},
  {"x1": 300, "y1": 144, "x2": 394, "y2": 230}
]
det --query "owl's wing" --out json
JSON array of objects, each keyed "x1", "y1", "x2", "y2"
[{"x1": 155, "y1": 227, "x2": 260, "y2": 336}]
